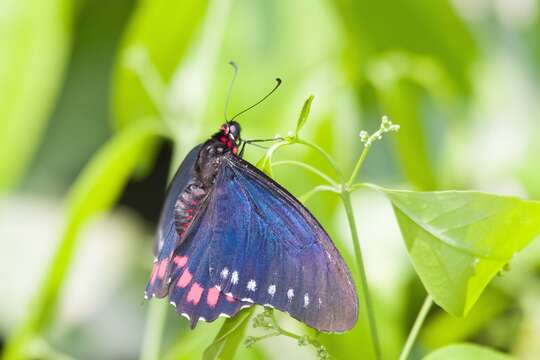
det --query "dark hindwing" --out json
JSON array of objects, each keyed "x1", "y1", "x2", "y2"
[
  {"x1": 172, "y1": 152, "x2": 358, "y2": 332},
  {"x1": 146, "y1": 145, "x2": 202, "y2": 299}
]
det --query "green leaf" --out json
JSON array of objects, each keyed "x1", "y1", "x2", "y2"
[
  {"x1": 111, "y1": 0, "x2": 208, "y2": 176},
  {"x1": 256, "y1": 155, "x2": 273, "y2": 177},
  {"x1": 376, "y1": 79, "x2": 437, "y2": 190},
  {"x1": 0, "y1": 0, "x2": 72, "y2": 193},
  {"x1": 3, "y1": 120, "x2": 166, "y2": 359},
  {"x1": 380, "y1": 188, "x2": 540, "y2": 316},
  {"x1": 421, "y1": 287, "x2": 512, "y2": 348},
  {"x1": 203, "y1": 308, "x2": 255, "y2": 360},
  {"x1": 112, "y1": 0, "x2": 209, "y2": 130},
  {"x1": 423, "y1": 343, "x2": 515, "y2": 360},
  {"x1": 295, "y1": 95, "x2": 314, "y2": 137},
  {"x1": 334, "y1": 0, "x2": 476, "y2": 93}
]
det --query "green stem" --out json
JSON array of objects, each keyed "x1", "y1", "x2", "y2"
[
  {"x1": 347, "y1": 144, "x2": 371, "y2": 187},
  {"x1": 399, "y1": 296, "x2": 433, "y2": 360},
  {"x1": 299, "y1": 185, "x2": 340, "y2": 203},
  {"x1": 341, "y1": 191, "x2": 381, "y2": 360},
  {"x1": 272, "y1": 160, "x2": 338, "y2": 187},
  {"x1": 296, "y1": 139, "x2": 345, "y2": 182},
  {"x1": 140, "y1": 301, "x2": 168, "y2": 360}
]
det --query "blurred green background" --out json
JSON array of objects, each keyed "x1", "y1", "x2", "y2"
[{"x1": 1, "y1": 0, "x2": 540, "y2": 359}]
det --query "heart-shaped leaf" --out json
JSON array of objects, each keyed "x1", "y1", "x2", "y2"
[
  {"x1": 423, "y1": 343, "x2": 514, "y2": 360},
  {"x1": 380, "y1": 189, "x2": 540, "y2": 316}
]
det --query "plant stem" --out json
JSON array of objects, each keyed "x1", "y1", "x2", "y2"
[
  {"x1": 140, "y1": 301, "x2": 168, "y2": 360},
  {"x1": 272, "y1": 160, "x2": 339, "y2": 187},
  {"x1": 347, "y1": 144, "x2": 371, "y2": 187},
  {"x1": 341, "y1": 191, "x2": 381, "y2": 360},
  {"x1": 296, "y1": 139, "x2": 345, "y2": 182},
  {"x1": 399, "y1": 296, "x2": 433, "y2": 360},
  {"x1": 299, "y1": 185, "x2": 340, "y2": 203}
]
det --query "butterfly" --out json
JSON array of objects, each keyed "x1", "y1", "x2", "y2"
[{"x1": 145, "y1": 66, "x2": 358, "y2": 332}]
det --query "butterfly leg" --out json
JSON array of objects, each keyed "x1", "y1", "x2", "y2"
[{"x1": 239, "y1": 137, "x2": 284, "y2": 157}]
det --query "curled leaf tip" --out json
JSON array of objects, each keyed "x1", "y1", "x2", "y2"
[{"x1": 295, "y1": 95, "x2": 315, "y2": 137}]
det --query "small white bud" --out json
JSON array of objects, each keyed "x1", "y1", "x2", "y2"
[
  {"x1": 359, "y1": 130, "x2": 369, "y2": 143},
  {"x1": 287, "y1": 130, "x2": 294, "y2": 137},
  {"x1": 274, "y1": 133, "x2": 282, "y2": 139}
]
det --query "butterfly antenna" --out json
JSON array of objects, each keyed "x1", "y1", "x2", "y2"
[
  {"x1": 224, "y1": 61, "x2": 239, "y2": 121},
  {"x1": 230, "y1": 78, "x2": 282, "y2": 121}
]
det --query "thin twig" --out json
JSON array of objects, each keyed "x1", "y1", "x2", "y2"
[
  {"x1": 341, "y1": 192, "x2": 382, "y2": 360},
  {"x1": 399, "y1": 296, "x2": 433, "y2": 360}
]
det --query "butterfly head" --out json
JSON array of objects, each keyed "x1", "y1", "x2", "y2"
[{"x1": 213, "y1": 121, "x2": 242, "y2": 154}]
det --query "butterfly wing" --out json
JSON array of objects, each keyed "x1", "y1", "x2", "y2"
[
  {"x1": 167, "y1": 214, "x2": 251, "y2": 327},
  {"x1": 171, "y1": 152, "x2": 358, "y2": 332},
  {"x1": 146, "y1": 144, "x2": 202, "y2": 299}
]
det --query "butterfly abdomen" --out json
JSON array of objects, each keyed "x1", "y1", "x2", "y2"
[{"x1": 174, "y1": 182, "x2": 207, "y2": 236}]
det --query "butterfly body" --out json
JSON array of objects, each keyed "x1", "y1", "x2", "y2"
[{"x1": 146, "y1": 122, "x2": 358, "y2": 332}]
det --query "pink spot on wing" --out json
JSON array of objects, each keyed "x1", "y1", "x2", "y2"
[
  {"x1": 207, "y1": 286, "x2": 220, "y2": 308},
  {"x1": 225, "y1": 292, "x2": 235, "y2": 303},
  {"x1": 157, "y1": 260, "x2": 168, "y2": 279},
  {"x1": 173, "y1": 255, "x2": 188, "y2": 267},
  {"x1": 150, "y1": 263, "x2": 158, "y2": 285},
  {"x1": 187, "y1": 283, "x2": 204, "y2": 305},
  {"x1": 177, "y1": 269, "x2": 192, "y2": 288}
]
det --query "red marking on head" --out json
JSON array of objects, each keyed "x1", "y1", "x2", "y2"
[
  {"x1": 187, "y1": 283, "x2": 204, "y2": 305},
  {"x1": 225, "y1": 293, "x2": 235, "y2": 303},
  {"x1": 207, "y1": 286, "x2": 220, "y2": 308},
  {"x1": 173, "y1": 255, "x2": 188, "y2": 268},
  {"x1": 150, "y1": 263, "x2": 158, "y2": 285},
  {"x1": 177, "y1": 269, "x2": 193, "y2": 288},
  {"x1": 232, "y1": 147, "x2": 238, "y2": 155},
  {"x1": 157, "y1": 259, "x2": 168, "y2": 279},
  {"x1": 227, "y1": 139, "x2": 232, "y2": 148},
  {"x1": 219, "y1": 136, "x2": 227, "y2": 144}
]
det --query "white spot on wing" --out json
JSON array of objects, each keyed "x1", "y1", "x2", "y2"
[
  {"x1": 268, "y1": 284, "x2": 276, "y2": 296},
  {"x1": 219, "y1": 313, "x2": 231, "y2": 318},
  {"x1": 304, "y1": 293, "x2": 310, "y2": 308},
  {"x1": 221, "y1": 267, "x2": 229, "y2": 279},
  {"x1": 181, "y1": 312, "x2": 191, "y2": 320},
  {"x1": 246, "y1": 279, "x2": 257, "y2": 291},
  {"x1": 231, "y1": 271, "x2": 239, "y2": 284},
  {"x1": 287, "y1": 288, "x2": 294, "y2": 301},
  {"x1": 170, "y1": 301, "x2": 176, "y2": 308},
  {"x1": 241, "y1": 297, "x2": 254, "y2": 303},
  {"x1": 199, "y1": 316, "x2": 207, "y2": 321}
]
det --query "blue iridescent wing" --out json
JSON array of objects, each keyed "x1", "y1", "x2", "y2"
[
  {"x1": 172, "y1": 153, "x2": 358, "y2": 332},
  {"x1": 145, "y1": 144, "x2": 202, "y2": 299},
  {"x1": 167, "y1": 226, "x2": 250, "y2": 327}
]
